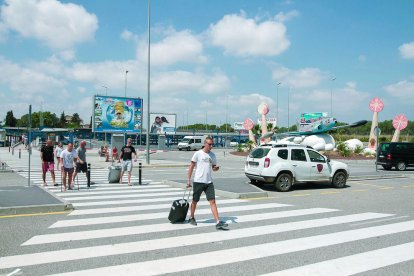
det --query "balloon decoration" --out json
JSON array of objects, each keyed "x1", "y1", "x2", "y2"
[
  {"x1": 368, "y1": 97, "x2": 384, "y2": 150},
  {"x1": 243, "y1": 118, "x2": 256, "y2": 146},
  {"x1": 257, "y1": 103, "x2": 271, "y2": 144},
  {"x1": 391, "y1": 114, "x2": 408, "y2": 142}
]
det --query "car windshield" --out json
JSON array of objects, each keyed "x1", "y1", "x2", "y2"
[{"x1": 249, "y1": 147, "x2": 271, "y2": 158}]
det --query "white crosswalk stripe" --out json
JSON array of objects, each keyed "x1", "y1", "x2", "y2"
[{"x1": 1, "y1": 158, "x2": 414, "y2": 275}]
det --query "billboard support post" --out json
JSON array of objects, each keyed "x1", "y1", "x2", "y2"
[{"x1": 146, "y1": 0, "x2": 151, "y2": 165}]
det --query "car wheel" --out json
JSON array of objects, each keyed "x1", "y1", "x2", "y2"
[
  {"x1": 274, "y1": 173, "x2": 292, "y2": 192},
  {"x1": 178, "y1": 148, "x2": 182, "y2": 151},
  {"x1": 332, "y1": 171, "x2": 347, "y2": 188},
  {"x1": 187, "y1": 147, "x2": 191, "y2": 151},
  {"x1": 396, "y1": 161, "x2": 406, "y2": 171},
  {"x1": 381, "y1": 165, "x2": 392, "y2": 170}
]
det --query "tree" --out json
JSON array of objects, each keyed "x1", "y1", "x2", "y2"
[
  {"x1": 5, "y1": 110, "x2": 17, "y2": 127},
  {"x1": 89, "y1": 116, "x2": 92, "y2": 128},
  {"x1": 71, "y1": 113, "x2": 82, "y2": 125},
  {"x1": 59, "y1": 111, "x2": 66, "y2": 128}
]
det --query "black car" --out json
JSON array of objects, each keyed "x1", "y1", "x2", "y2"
[{"x1": 377, "y1": 142, "x2": 414, "y2": 171}]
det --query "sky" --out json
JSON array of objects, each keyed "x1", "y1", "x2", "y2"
[{"x1": 0, "y1": 0, "x2": 413, "y2": 129}]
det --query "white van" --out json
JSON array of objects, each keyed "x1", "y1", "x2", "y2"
[{"x1": 178, "y1": 136, "x2": 206, "y2": 151}]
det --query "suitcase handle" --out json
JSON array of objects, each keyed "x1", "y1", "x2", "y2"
[{"x1": 183, "y1": 186, "x2": 192, "y2": 201}]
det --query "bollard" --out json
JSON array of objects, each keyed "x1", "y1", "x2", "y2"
[
  {"x1": 8, "y1": 146, "x2": 10, "y2": 152},
  {"x1": 87, "y1": 163, "x2": 91, "y2": 188},
  {"x1": 12, "y1": 147, "x2": 14, "y2": 155},
  {"x1": 19, "y1": 149, "x2": 21, "y2": 159},
  {"x1": 139, "y1": 162, "x2": 142, "y2": 185}
]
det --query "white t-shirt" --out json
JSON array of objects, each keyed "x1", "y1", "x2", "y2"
[
  {"x1": 55, "y1": 147, "x2": 63, "y2": 158},
  {"x1": 191, "y1": 150, "x2": 217, "y2": 184},
  {"x1": 60, "y1": 149, "x2": 78, "y2": 169}
]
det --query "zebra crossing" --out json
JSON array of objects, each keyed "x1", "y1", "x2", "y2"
[{"x1": 1, "y1": 162, "x2": 414, "y2": 275}]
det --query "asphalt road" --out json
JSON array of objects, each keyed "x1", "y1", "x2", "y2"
[{"x1": 1, "y1": 149, "x2": 414, "y2": 275}]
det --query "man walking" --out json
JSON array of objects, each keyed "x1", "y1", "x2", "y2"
[
  {"x1": 40, "y1": 139, "x2": 56, "y2": 186},
  {"x1": 72, "y1": 140, "x2": 88, "y2": 183},
  {"x1": 187, "y1": 137, "x2": 228, "y2": 230},
  {"x1": 60, "y1": 142, "x2": 78, "y2": 191},
  {"x1": 118, "y1": 138, "x2": 137, "y2": 186}
]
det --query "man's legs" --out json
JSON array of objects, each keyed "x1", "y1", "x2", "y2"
[
  {"x1": 42, "y1": 162, "x2": 47, "y2": 185},
  {"x1": 127, "y1": 161, "x2": 133, "y2": 185},
  {"x1": 51, "y1": 171, "x2": 56, "y2": 185},
  {"x1": 208, "y1": 199, "x2": 220, "y2": 222},
  {"x1": 62, "y1": 170, "x2": 67, "y2": 191},
  {"x1": 68, "y1": 171, "x2": 73, "y2": 189}
]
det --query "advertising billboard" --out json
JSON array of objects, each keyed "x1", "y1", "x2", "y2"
[
  {"x1": 93, "y1": 95, "x2": 143, "y2": 133},
  {"x1": 149, "y1": 113, "x2": 176, "y2": 134}
]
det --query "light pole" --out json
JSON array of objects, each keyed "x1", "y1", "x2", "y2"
[
  {"x1": 225, "y1": 92, "x2": 228, "y2": 133},
  {"x1": 124, "y1": 70, "x2": 129, "y2": 98},
  {"x1": 330, "y1": 77, "x2": 336, "y2": 117},
  {"x1": 101, "y1": 85, "x2": 108, "y2": 96},
  {"x1": 288, "y1": 87, "x2": 290, "y2": 130},
  {"x1": 276, "y1": 82, "x2": 281, "y2": 127},
  {"x1": 146, "y1": 0, "x2": 151, "y2": 164}
]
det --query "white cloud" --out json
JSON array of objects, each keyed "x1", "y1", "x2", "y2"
[
  {"x1": 384, "y1": 80, "x2": 414, "y2": 102},
  {"x1": 209, "y1": 12, "x2": 290, "y2": 57},
  {"x1": 137, "y1": 29, "x2": 207, "y2": 66},
  {"x1": 121, "y1": 29, "x2": 135, "y2": 41},
  {"x1": 0, "y1": 56, "x2": 65, "y2": 98},
  {"x1": 272, "y1": 65, "x2": 327, "y2": 88},
  {"x1": 0, "y1": 0, "x2": 98, "y2": 54},
  {"x1": 275, "y1": 10, "x2": 299, "y2": 22},
  {"x1": 151, "y1": 70, "x2": 230, "y2": 95},
  {"x1": 399, "y1": 42, "x2": 414, "y2": 59}
]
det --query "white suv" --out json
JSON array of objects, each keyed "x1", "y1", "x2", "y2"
[{"x1": 245, "y1": 144, "x2": 349, "y2": 192}]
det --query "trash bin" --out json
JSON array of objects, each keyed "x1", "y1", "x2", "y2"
[{"x1": 108, "y1": 162, "x2": 122, "y2": 183}]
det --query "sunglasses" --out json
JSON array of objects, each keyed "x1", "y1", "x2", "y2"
[{"x1": 206, "y1": 143, "x2": 213, "y2": 146}]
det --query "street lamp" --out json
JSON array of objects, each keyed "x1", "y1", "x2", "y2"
[
  {"x1": 146, "y1": 0, "x2": 151, "y2": 164},
  {"x1": 276, "y1": 82, "x2": 281, "y2": 126},
  {"x1": 101, "y1": 85, "x2": 108, "y2": 96},
  {"x1": 330, "y1": 77, "x2": 336, "y2": 117},
  {"x1": 124, "y1": 70, "x2": 129, "y2": 98},
  {"x1": 288, "y1": 87, "x2": 291, "y2": 130}
]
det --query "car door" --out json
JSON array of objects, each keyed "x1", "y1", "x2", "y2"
[
  {"x1": 307, "y1": 149, "x2": 331, "y2": 181},
  {"x1": 290, "y1": 149, "x2": 312, "y2": 181},
  {"x1": 408, "y1": 143, "x2": 414, "y2": 166}
]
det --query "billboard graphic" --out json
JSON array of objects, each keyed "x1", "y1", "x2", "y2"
[
  {"x1": 93, "y1": 95, "x2": 143, "y2": 133},
  {"x1": 149, "y1": 113, "x2": 176, "y2": 134}
]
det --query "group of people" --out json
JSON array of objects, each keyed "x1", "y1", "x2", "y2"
[{"x1": 40, "y1": 140, "x2": 88, "y2": 191}]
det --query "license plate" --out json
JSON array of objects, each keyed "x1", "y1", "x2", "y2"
[{"x1": 249, "y1": 161, "x2": 259, "y2": 166}]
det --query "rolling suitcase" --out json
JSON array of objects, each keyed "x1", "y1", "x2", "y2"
[
  {"x1": 108, "y1": 161, "x2": 122, "y2": 183},
  {"x1": 168, "y1": 187, "x2": 191, "y2": 223}
]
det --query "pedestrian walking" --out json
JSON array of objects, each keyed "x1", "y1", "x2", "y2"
[
  {"x1": 186, "y1": 137, "x2": 228, "y2": 230},
  {"x1": 40, "y1": 139, "x2": 56, "y2": 186},
  {"x1": 60, "y1": 142, "x2": 78, "y2": 191},
  {"x1": 54, "y1": 142, "x2": 63, "y2": 170},
  {"x1": 118, "y1": 138, "x2": 137, "y2": 186},
  {"x1": 72, "y1": 140, "x2": 88, "y2": 184}
]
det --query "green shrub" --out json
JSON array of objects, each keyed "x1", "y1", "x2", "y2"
[
  {"x1": 354, "y1": 145, "x2": 363, "y2": 154},
  {"x1": 336, "y1": 142, "x2": 351, "y2": 157}
]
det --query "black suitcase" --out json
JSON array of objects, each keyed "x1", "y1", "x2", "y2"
[{"x1": 168, "y1": 188, "x2": 191, "y2": 223}]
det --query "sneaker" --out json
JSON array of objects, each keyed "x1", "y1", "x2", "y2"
[
  {"x1": 188, "y1": 217, "x2": 197, "y2": 226},
  {"x1": 216, "y1": 221, "x2": 228, "y2": 230},
  {"x1": 53, "y1": 183, "x2": 58, "y2": 187}
]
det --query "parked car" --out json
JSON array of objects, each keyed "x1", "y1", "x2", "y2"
[
  {"x1": 230, "y1": 139, "x2": 239, "y2": 147},
  {"x1": 244, "y1": 143, "x2": 349, "y2": 192},
  {"x1": 376, "y1": 142, "x2": 414, "y2": 171}
]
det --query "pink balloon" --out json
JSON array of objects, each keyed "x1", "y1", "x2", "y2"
[
  {"x1": 257, "y1": 103, "x2": 269, "y2": 115},
  {"x1": 369, "y1": 97, "x2": 384, "y2": 112},
  {"x1": 243, "y1": 118, "x2": 255, "y2": 130},
  {"x1": 393, "y1": 114, "x2": 408, "y2": 130}
]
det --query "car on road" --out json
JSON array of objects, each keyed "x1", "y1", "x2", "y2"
[
  {"x1": 178, "y1": 136, "x2": 205, "y2": 151},
  {"x1": 245, "y1": 143, "x2": 349, "y2": 192},
  {"x1": 377, "y1": 142, "x2": 414, "y2": 171}
]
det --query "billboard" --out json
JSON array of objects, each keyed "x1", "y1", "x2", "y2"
[
  {"x1": 149, "y1": 113, "x2": 176, "y2": 134},
  {"x1": 93, "y1": 95, "x2": 143, "y2": 133}
]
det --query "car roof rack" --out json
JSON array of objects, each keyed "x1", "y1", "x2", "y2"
[{"x1": 259, "y1": 143, "x2": 313, "y2": 149}]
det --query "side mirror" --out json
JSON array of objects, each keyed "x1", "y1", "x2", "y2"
[{"x1": 327, "y1": 157, "x2": 331, "y2": 163}]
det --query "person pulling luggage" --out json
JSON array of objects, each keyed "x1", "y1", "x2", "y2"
[
  {"x1": 118, "y1": 138, "x2": 137, "y2": 186},
  {"x1": 187, "y1": 137, "x2": 228, "y2": 230}
]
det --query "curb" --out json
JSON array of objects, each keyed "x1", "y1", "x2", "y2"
[
  {"x1": 0, "y1": 185, "x2": 74, "y2": 216},
  {"x1": 348, "y1": 174, "x2": 407, "y2": 181},
  {"x1": 163, "y1": 180, "x2": 268, "y2": 199}
]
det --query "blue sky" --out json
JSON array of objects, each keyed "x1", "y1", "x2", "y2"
[{"x1": 0, "y1": 0, "x2": 413, "y2": 129}]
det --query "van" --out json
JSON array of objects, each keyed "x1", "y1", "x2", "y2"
[
  {"x1": 178, "y1": 136, "x2": 206, "y2": 151},
  {"x1": 377, "y1": 142, "x2": 414, "y2": 171}
]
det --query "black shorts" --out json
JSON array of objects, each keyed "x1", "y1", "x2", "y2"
[
  {"x1": 76, "y1": 162, "x2": 87, "y2": 173},
  {"x1": 63, "y1": 167, "x2": 74, "y2": 173},
  {"x1": 192, "y1": 182, "x2": 215, "y2": 202}
]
